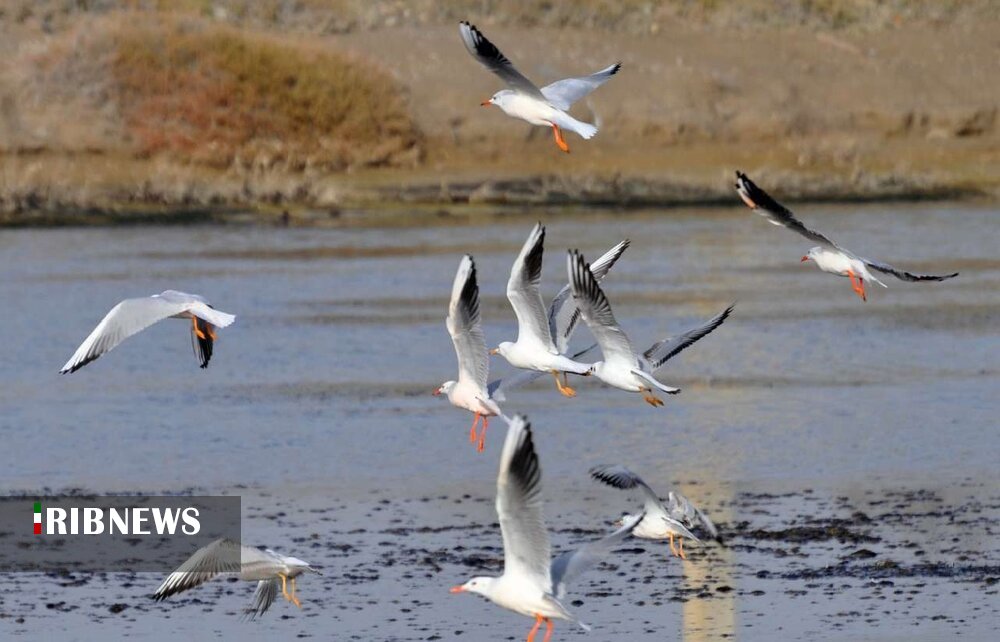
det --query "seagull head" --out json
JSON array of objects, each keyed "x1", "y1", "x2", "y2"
[
  {"x1": 433, "y1": 381, "x2": 457, "y2": 396},
  {"x1": 450, "y1": 576, "x2": 495, "y2": 597},
  {"x1": 481, "y1": 89, "x2": 514, "y2": 108},
  {"x1": 489, "y1": 341, "x2": 514, "y2": 358},
  {"x1": 801, "y1": 246, "x2": 820, "y2": 263}
]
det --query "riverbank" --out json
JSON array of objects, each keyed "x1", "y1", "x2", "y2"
[{"x1": 1, "y1": 5, "x2": 998, "y2": 224}]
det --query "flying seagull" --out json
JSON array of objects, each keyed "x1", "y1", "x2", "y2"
[
  {"x1": 568, "y1": 250, "x2": 734, "y2": 407},
  {"x1": 435, "y1": 255, "x2": 503, "y2": 453},
  {"x1": 60, "y1": 290, "x2": 235, "y2": 373},
  {"x1": 590, "y1": 464, "x2": 720, "y2": 560},
  {"x1": 489, "y1": 238, "x2": 630, "y2": 402},
  {"x1": 459, "y1": 21, "x2": 620, "y2": 153},
  {"x1": 491, "y1": 224, "x2": 594, "y2": 399},
  {"x1": 735, "y1": 171, "x2": 959, "y2": 301},
  {"x1": 450, "y1": 415, "x2": 641, "y2": 641},
  {"x1": 152, "y1": 538, "x2": 321, "y2": 619}
]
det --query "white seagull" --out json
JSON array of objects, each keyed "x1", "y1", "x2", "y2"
[
  {"x1": 735, "y1": 171, "x2": 959, "y2": 301},
  {"x1": 459, "y1": 21, "x2": 620, "y2": 153},
  {"x1": 434, "y1": 255, "x2": 503, "y2": 453},
  {"x1": 492, "y1": 224, "x2": 594, "y2": 398},
  {"x1": 152, "y1": 538, "x2": 321, "y2": 619},
  {"x1": 590, "y1": 465, "x2": 720, "y2": 560},
  {"x1": 568, "y1": 250, "x2": 734, "y2": 406},
  {"x1": 60, "y1": 290, "x2": 235, "y2": 373},
  {"x1": 489, "y1": 238, "x2": 630, "y2": 402},
  {"x1": 450, "y1": 415, "x2": 641, "y2": 641}
]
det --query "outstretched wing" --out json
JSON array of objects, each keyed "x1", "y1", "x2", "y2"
[
  {"x1": 549, "y1": 239, "x2": 630, "y2": 354},
  {"x1": 447, "y1": 255, "x2": 490, "y2": 389},
  {"x1": 643, "y1": 304, "x2": 734, "y2": 371},
  {"x1": 734, "y1": 171, "x2": 839, "y2": 249},
  {"x1": 459, "y1": 21, "x2": 544, "y2": 98},
  {"x1": 152, "y1": 538, "x2": 247, "y2": 600},
  {"x1": 568, "y1": 250, "x2": 636, "y2": 366},
  {"x1": 540, "y1": 63, "x2": 621, "y2": 111},
  {"x1": 496, "y1": 415, "x2": 552, "y2": 593},
  {"x1": 590, "y1": 464, "x2": 664, "y2": 516},
  {"x1": 861, "y1": 257, "x2": 959, "y2": 283},
  {"x1": 550, "y1": 513, "x2": 640, "y2": 600},
  {"x1": 508, "y1": 223, "x2": 556, "y2": 351}
]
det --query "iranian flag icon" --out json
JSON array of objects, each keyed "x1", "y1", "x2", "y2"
[{"x1": 33, "y1": 502, "x2": 41, "y2": 535}]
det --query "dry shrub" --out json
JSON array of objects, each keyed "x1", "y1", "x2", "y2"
[{"x1": 110, "y1": 20, "x2": 421, "y2": 170}]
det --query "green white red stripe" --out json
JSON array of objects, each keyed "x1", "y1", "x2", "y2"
[{"x1": 34, "y1": 502, "x2": 41, "y2": 535}]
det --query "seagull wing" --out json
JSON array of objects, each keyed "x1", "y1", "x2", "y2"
[
  {"x1": 60, "y1": 292, "x2": 233, "y2": 374},
  {"x1": 589, "y1": 464, "x2": 665, "y2": 516},
  {"x1": 735, "y1": 171, "x2": 839, "y2": 249},
  {"x1": 550, "y1": 513, "x2": 640, "y2": 600},
  {"x1": 668, "y1": 491, "x2": 720, "y2": 542},
  {"x1": 861, "y1": 257, "x2": 959, "y2": 283},
  {"x1": 497, "y1": 415, "x2": 552, "y2": 593},
  {"x1": 549, "y1": 239, "x2": 630, "y2": 354},
  {"x1": 447, "y1": 255, "x2": 490, "y2": 389},
  {"x1": 242, "y1": 579, "x2": 280, "y2": 620},
  {"x1": 459, "y1": 21, "x2": 544, "y2": 98},
  {"x1": 568, "y1": 250, "x2": 636, "y2": 366},
  {"x1": 152, "y1": 538, "x2": 248, "y2": 600},
  {"x1": 507, "y1": 223, "x2": 557, "y2": 351},
  {"x1": 643, "y1": 304, "x2": 734, "y2": 371},
  {"x1": 540, "y1": 63, "x2": 621, "y2": 111}
]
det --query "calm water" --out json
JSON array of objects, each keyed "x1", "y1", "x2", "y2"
[{"x1": 0, "y1": 204, "x2": 997, "y2": 640}]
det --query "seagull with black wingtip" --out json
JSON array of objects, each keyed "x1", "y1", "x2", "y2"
[
  {"x1": 450, "y1": 415, "x2": 642, "y2": 642},
  {"x1": 735, "y1": 170, "x2": 959, "y2": 301},
  {"x1": 458, "y1": 20, "x2": 621, "y2": 153},
  {"x1": 567, "y1": 249, "x2": 734, "y2": 407},
  {"x1": 590, "y1": 464, "x2": 721, "y2": 560}
]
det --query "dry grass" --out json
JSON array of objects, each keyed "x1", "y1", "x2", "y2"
[{"x1": 108, "y1": 20, "x2": 420, "y2": 170}]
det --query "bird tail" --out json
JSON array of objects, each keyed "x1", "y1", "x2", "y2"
[{"x1": 555, "y1": 113, "x2": 598, "y2": 140}]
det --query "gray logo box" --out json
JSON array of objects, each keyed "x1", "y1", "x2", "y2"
[{"x1": 0, "y1": 495, "x2": 241, "y2": 572}]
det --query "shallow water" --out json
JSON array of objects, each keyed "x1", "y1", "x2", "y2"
[{"x1": 0, "y1": 203, "x2": 997, "y2": 640}]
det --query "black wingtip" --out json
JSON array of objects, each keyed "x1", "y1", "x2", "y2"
[{"x1": 611, "y1": 62, "x2": 622, "y2": 75}]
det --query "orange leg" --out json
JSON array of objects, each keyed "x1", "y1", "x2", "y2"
[
  {"x1": 551, "y1": 370, "x2": 576, "y2": 398},
  {"x1": 469, "y1": 413, "x2": 481, "y2": 444},
  {"x1": 678, "y1": 538, "x2": 687, "y2": 560},
  {"x1": 846, "y1": 270, "x2": 867, "y2": 302},
  {"x1": 542, "y1": 618, "x2": 554, "y2": 642},
  {"x1": 642, "y1": 389, "x2": 663, "y2": 407},
  {"x1": 527, "y1": 614, "x2": 544, "y2": 642},
  {"x1": 191, "y1": 317, "x2": 206, "y2": 340},
  {"x1": 668, "y1": 533, "x2": 679, "y2": 557},
  {"x1": 476, "y1": 417, "x2": 489, "y2": 453},
  {"x1": 550, "y1": 124, "x2": 570, "y2": 153}
]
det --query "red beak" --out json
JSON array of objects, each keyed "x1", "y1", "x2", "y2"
[
  {"x1": 480, "y1": 100, "x2": 491, "y2": 107},
  {"x1": 800, "y1": 256, "x2": 809, "y2": 262},
  {"x1": 449, "y1": 585, "x2": 465, "y2": 593},
  {"x1": 432, "y1": 389, "x2": 441, "y2": 396}
]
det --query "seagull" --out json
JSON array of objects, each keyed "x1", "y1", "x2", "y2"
[
  {"x1": 450, "y1": 415, "x2": 641, "y2": 641},
  {"x1": 434, "y1": 255, "x2": 503, "y2": 453},
  {"x1": 152, "y1": 538, "x2": 321, "y2": 619},
  {"x1": 459, "y1": 21, "x2": 620, "y2": 153},
  {"x1": 60, "y1": 290, "x2": 235, "y2": 373},
  {"x1": 492, "y1": 224, "x2": 594, "y2": 398},
  {"x1": 590, "y1": 465, "x2": 720, "y2": 560},
  {"x1": 567, "y1": 250, "x2": 734, "y2": 406},
  {"x1": 489, "y1": 238, "x2": 630, "y2": 402},
  {"x1": 735, "y1": 171, "x2": 959, "y2": 301}
]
